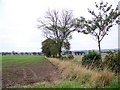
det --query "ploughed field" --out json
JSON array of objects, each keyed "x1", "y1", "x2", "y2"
[{"x1": 2, "y1": 56, "x2": 59, "y2": 87}]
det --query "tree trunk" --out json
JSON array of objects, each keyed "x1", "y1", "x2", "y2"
[
  {"x1": 97, "y1": 36, "x2": 101, "y2": 55},
  {"x1": 58, "y1": 41, "x2": 62, "y2": 58},
  {"x1": 58, "y1": 49, "x2": 62, "y2": 58},
  {"x1": 98, "y1": 40, "x2": 102, "y2": 63},
  {"x1": 98, "y1": 41, "x2": 101, "y2": 54}
]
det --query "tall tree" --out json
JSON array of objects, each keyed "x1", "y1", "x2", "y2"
[
  {"x1": 38, "y1": 9, "x2": 77, "y2": 57},
  {"x1": 76, "y1": 1, "x2": 120, "y2": 55}
]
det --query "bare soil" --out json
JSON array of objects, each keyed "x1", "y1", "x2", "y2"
[{"x1": 2, "y1": 59, "x2": 60, "y2": 88}]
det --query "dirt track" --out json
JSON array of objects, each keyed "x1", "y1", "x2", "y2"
[{"x1": 2, "y1": 59, "x2": 60, "y2": 87}]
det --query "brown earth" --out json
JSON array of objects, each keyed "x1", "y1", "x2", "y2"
[{"x1": 2, "y1": 59, "x2": 60, "y2": 88}]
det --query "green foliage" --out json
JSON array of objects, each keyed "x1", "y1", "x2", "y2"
[
  {"x1": 53, "y1": 81, "x2": 81, "y2": 88},
  {"x1": 82, "y1": 51, "x2": 101, "y2": 65},
  {"x1": 105, "y1": 78, "x2": 120, "y2": 88},
  {"x1": 60, "y1": 54, "x2": 74, "y2": 60},
  {"x1": 68, "y1": 54, "x2": 74, "y2": 59},
  {"x1": 76, "y1": 1, "x2": 120, "y2": 54},
  {"x1": 39, "y1": 9, "x2": 76, "y2": 57},
  {"x1": 18, "y1": 81, "x2": 81, "y2": 88},
  {"x1": 42, "y1": 38, "x2": 59, "y2": 57},
  {"x1": 63, "y1": 41, "x2": 71, "y2": 51},
  {"x1": 60, "y1": 56, "x2": 68, "y2": 60},
  {"x1": 2, "y1": 56, "x2": 46, "y2": 66},
  {"x1": 103, "y1": 50, "x2": 120, "y2": 73}
]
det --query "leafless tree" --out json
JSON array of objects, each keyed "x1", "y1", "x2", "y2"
[{"x1": 38, "y1": 9, "x2": 77, "y2": 57}]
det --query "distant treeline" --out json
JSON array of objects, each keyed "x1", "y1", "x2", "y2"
[
  {"x1": 1, "y1": 52, "x2": 42, "y2": 56},
  {"x1": 0, "y1": 49, "x2": 118, "y2": 56}
]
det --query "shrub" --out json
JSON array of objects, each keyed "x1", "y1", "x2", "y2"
[
  {"x1": 68, "y1": 54, "x2": 74, "y2": 59},
  {"x1": 60, "y1": 56, "x2": 68, "y2": 60},
  {"x1": 103, "y1": 50, "x2": 120, "y2": 73},
  {"x1": 60, "y1": 54, "x2": 74, "y2": 60},
  {"x1": 82, "y1": 50, "x2": 101, "y2": 66}
]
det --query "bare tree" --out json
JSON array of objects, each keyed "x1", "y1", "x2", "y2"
[{"x1": 38, "y1": 9, "x2": 77, "y2": 57}]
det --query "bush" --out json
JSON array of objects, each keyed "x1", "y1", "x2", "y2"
[
  {"x1": 103, "y1": 50, "x2": 120, "y2": 73},
  {"x1": 60, "y1": 56, "x2": 68, "y2": 60},
  {"x1": 82, "y1": 50, "x2": 101, "y2": 66},
  {"x1": 60, "y1": 54, "x2": 74, "y2": 60},
  {"x1": 68, "y1": 54, "x2": 74, "y2": 59}
]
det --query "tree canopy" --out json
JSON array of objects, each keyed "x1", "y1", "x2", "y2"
[
  {"x1": 38, "y1": 9, "x2": 77, "y2": 57},
  {"x1": 42, "y1": 38, "x2": 59, "y2": 57},
  {"x1": 76, "y1": 1, "x2": 120, "y2": 54}
]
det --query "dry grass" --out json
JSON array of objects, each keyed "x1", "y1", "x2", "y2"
[
  {"x1": 48, "y1": 58, "x2": 115, "y2": 88},
  {"x1": 73, "y1": 55, "x2": 83, "y2": 61},
  {"x1": 90, "y1": 68, "x2": 114, "y2": 87}
]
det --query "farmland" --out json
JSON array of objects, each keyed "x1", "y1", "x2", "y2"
[
  {"x1": 2, "y1": 55, "x2": 119, "y2": 88},
  {"x1": 2, "y1": 56, "x2": 59, "y2": 88}
]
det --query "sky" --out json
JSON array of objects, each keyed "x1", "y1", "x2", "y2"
[{"x1": 0, "y1": 0, "x2": 119, "y2": 52}]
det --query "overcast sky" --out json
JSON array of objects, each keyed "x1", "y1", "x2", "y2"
[{"x1": 0, "y1": 0, "x2": 119, "y2": 52}]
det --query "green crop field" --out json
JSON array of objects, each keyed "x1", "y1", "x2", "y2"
[{"x1": 2, "y1": 55, "x2": 46, "y2": 66}]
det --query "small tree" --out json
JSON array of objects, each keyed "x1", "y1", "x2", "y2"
[
  {"x1": 76, "y1": 1, "x2": 120, "y2": 55},
  {"x1": 42, "y1": 38, "x2": 59, "y2": 57}
]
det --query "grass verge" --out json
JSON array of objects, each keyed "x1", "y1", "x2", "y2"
[
  {"x1": 48, "y1": 58, "x2": 116, "y2": 88},
  {"x1": 15, "y1": 81, "x2": 82, "y2": 88}
]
